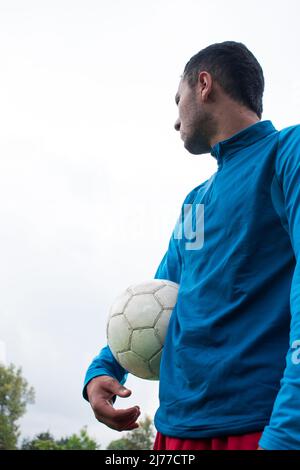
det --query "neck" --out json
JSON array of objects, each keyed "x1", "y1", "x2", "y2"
[{"x1": 209, "y1": 107, "x2": 260, "y2": 148}]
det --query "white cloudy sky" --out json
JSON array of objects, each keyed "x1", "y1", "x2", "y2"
[{"x1": 0, "y1": 0, "x2": 299, "y2": 449}]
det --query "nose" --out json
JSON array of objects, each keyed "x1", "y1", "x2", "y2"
[{"x1": 174, "y1": 118, "x2": 181, "y2": 132}]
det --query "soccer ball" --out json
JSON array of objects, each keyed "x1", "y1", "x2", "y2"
[{"x1": 107, "y1": 279, "x2": 179, "y2": 380}]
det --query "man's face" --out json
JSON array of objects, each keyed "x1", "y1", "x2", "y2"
[{"x1": 174, "y1": 77, "x2": 216, "y2": 155}]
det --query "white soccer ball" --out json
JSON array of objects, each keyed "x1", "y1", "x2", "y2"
[{"x1": 107, "y1": 279, "x2": 179, "y2": 380}]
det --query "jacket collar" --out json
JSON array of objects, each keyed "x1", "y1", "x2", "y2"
[{"x1": 210, "y1": 120, "x2": 277, "y2": 167}]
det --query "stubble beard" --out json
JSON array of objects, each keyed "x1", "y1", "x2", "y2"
[{"x1": 184, "y1": 110, "x2": 218, "y2": 156}]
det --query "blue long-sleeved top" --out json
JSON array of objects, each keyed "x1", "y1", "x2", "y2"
[{"x1": 83, "y1": 120, "x2": 300, "y2": 450}]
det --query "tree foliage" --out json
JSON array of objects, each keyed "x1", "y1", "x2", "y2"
[
  {"x1": 106, "y1": 415, "x2": 155, "y2": 450},
  {"x1": 21, "y1": 432, "x2": 61, "y2": 450},
  {"x1": 21, "y1": 427, "x2": 100, "y2": 450},
  {"x1": 0, "y1": 364, "x2": 35, "y2": 450},
  {"x1": 57, "y1": 427, "x2": 100, "y2": 450}
]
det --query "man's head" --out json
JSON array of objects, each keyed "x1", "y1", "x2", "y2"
[{"x1": 174, "y1": 41, "x2": 265, "y2": 155}]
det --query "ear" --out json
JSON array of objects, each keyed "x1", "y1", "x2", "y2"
[{"x1": 197, "y1": 71, "x2": 213, "y2": 102}]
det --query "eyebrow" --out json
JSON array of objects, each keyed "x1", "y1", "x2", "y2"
[{"x1": 175, "y1": 92, "x2": 180, "y2": 105}]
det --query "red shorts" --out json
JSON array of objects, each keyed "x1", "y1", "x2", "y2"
[{"x1": 153, "y1": 430, "x2": 263, "y2": 450}]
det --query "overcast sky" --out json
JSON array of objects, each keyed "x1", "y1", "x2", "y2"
[{"x1": 0, "y1": 0, "x2": 299, "y2": 449}]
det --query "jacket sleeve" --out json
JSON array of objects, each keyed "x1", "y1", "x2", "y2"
[{"x1": 259, "y1": 129, "x2": 300, "y2": 450}]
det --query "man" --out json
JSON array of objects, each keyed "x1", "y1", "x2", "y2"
[{"x1": 83, "y1": 42, "x2": 300, "y2": 450}]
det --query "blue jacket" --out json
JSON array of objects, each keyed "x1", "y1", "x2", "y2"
[{"x1": 83, "y1": 121, "x2": 300, "y2": 450}]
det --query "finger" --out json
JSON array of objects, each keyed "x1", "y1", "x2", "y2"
[
  {"x1": 106, "y1": 409, "x2": 141, "y2": 432},
  {"x1": 111, "y1": 384, "x2": 132, "y2": 398},
  {"x1": 112, "y1": 405, "x2": 140, "y2": 422},
  {"x1": 124, "y1": 409, "x2": 141, "y2": 428},
  {"x1": 101, "y1": 377, "x2": 132, "y2": 398},
  {"x1": 95, "y1": 399, "x2": 139, "y2": 422},
  {"x1": 119, "y1": 422, "x2": 140, "y2": 431},
  {"x1": 109, "y1": 409, "x2": 141, "y2": 429},
  {"x1": 105, "y1": 420, "x2": 139, "y2": 432}
]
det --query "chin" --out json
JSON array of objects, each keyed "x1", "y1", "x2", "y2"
[{"x1": 184, "y1": 139, "x2": 209, "y2": 155}]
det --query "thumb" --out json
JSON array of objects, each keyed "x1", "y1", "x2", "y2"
[{"x1": 113, "y1": 382, "x2": 132, "y2": 398}]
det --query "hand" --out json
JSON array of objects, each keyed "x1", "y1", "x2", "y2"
[
  {"x1": 257, "y1": 446, "x2": 264, "y2": 450},
  {"x1": 87, "y1": 375, "x2": 141, "y2": 431}
]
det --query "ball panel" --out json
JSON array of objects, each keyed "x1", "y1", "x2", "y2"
[
  {"x1": 107, "y1": 315, "x2": 131, "y2": 353},
  {"x1": 149, "y1": 349, "x2": 162, "y2": 379},
  {"x1": 154, "y1": 309, "x2": 172, "y2": 344},
  {"x1": 118, "y1": 350, "x2": 155, "y2": 379},
  {"x1": 128, "y1": 279, "x2": 165, "y2": 294},
  {"x1": 109, "y1": 290, "x2": 132, "y2": 316},
  {"x1": 124, "y1": 294, "x2": 162, "y2": 328},
  {"x1": 131, "y1": 328, "x2": 162, "y2": 360},
  {"x1": 154, "y1": 284, "x2": 179, "y2": 309},
  {"x1": 161, "y1": 280, "x2": 180, "y2": 288}
]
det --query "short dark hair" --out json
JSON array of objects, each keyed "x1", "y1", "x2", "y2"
[{"x1": 183, "y1": 41, "x2": 265, "y2": 119}]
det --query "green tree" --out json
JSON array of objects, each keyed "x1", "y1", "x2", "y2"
[
  {"x1": 21, "y1": 427, "x2": 100, "y2": 450},
  {"x1": 21, "y1": 432, "x2": 60, "y2": 450},
  {"x1": 106, "y1": 415, "x2": 155, "y2": 450},
  {"x1": 57, "y1": 427, "x2": 100, "y2": 450},
  {"x1": 0, "y1": 364, "x2": 35, "y2": 450}
]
